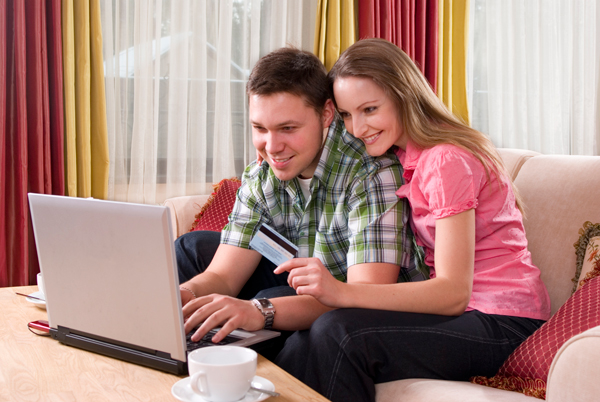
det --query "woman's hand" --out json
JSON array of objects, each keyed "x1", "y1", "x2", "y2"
[
  {"x1": 182, "y1": 294, "x2": 265, "y2": 343},
  {"x1": 274, "y1": 258, "x2": 345, "y2": 307}
]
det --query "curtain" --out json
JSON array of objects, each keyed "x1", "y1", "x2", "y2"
[
  {"x1": 358, "y1": 0, "x2": 438, "y2": 92},
  {"x1": 63, "y1": 0, "x2": 109, "y2": 198},
  {"x1": 468, "y1": 0, "x2": 600, "y2": 155},
  {"x1": 438, "y1": 0, "x2": 470, "y2": 125},
  {"x1": 314, "y1": 0, "x2": 357, "y2": 71},
  {"x1": 101, "y1": 0, "x2": 317, "y2": 205},
  {"x1": 1, "y1": 0, "x2": 64, "y2": 287}
]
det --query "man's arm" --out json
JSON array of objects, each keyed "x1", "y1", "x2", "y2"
[
  {"x1": 343, "y1": 156, "x2": 415, "y2": 273},
  {"x1": 180, "y1": 244, "x2": 263, "y2": 302},
  {"x1": 269, "y1": 295, "x2": 333, "y2": 331}
]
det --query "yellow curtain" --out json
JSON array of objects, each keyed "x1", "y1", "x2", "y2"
[
  {"x1": 62, "y1": 0, "x2": 109, "y2": 198},
  {"x1": 438, "y1": 0, "x2": 470, "y2": 125},
  {"x1": 314, "y1": 0, "x2": 357, "y2": 71}
]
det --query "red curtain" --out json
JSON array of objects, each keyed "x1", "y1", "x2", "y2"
[
  {"x1": 358, "y1": 0, "x2": 439, "y2": 93},
  {"x1": 1, "y1": 0, "x2": 64, "y2": 287}
]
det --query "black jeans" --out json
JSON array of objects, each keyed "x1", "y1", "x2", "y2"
[
  {"x1": 275, "y1": 308, "x2": 545, "y2": 402},
  {"x1": 175, "y1": 230, "x2": 296, "y2": 359}
]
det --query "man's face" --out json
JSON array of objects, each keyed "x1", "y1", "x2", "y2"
[{"x1": 250, "y1": 92, "x2": 334, "y2": 181}]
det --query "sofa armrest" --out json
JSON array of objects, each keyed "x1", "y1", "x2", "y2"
[
  {"x1": 497, "y1": 148, "x2": 541, "y2": 180},
  {"x1": 546, "y1": 325, "x2": 600, "y2": 402},
  {"x1": 163, "y1": 195, "x2": 210, "y2": 239}
]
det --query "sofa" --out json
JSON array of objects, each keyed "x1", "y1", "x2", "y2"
[{"x1": 164, "y1": 148, "x2": 600, "y2": 402}]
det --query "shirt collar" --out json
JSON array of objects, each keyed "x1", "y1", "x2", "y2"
[
  {"x1": 395, "y1": 141, "x2": 422, "y2": 182},
  {"x1": 312, "y1": 118, "x2": 343, "y2": 187}
]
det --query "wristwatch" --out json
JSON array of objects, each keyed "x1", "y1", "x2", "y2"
[{"x1": 251, "y1": 298, "x2": 276, "y2": 329}]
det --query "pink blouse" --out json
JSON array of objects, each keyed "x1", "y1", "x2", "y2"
[{"x1": 396, "y1": 142, "x2": 550, "y2": 320}]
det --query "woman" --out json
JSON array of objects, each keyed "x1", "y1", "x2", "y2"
[{"x1": 273, "y1": 39, "x2": 551, "y2": 402}]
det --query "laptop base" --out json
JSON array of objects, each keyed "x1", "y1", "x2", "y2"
[{"x1": 51, "y1": 326, "x2": 187, "y2": 375}]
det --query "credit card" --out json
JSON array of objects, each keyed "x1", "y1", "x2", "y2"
[{"x1": 249, "y1": 223, "x2": 298, "y2": 266}]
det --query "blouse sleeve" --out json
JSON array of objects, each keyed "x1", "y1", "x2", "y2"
[{"x1": 419, "y1": 146, "x2": 486, "y2": 219}]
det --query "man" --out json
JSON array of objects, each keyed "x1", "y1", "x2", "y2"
[{"x1": 175, "y1": 47, "x2": 420, "y2": 352}]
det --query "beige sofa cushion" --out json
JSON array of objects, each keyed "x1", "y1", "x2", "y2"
[{"x1": 515, "y1": 155, "x2": 600, "y2": 314}]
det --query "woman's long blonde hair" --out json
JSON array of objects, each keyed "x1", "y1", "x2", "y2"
[{"x1": 328, "y1": 38, "x2": 523, "y2": 212}]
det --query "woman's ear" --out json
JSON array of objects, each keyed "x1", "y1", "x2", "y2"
[{"x1": 322, "y1": 99, "x2": 336, "y2": 127}]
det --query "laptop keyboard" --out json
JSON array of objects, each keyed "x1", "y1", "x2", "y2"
[{"x1": 186, "y1": 328, "x2": 244, "y2": 352}]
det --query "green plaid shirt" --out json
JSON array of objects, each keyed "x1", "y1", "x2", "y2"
[{"x1": 221, "y1": 119, "x2": 421, "y2": 282}]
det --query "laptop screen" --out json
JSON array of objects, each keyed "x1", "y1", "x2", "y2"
[{"x1": 28, "y1": 194, "x2": 187, "y2": 363}]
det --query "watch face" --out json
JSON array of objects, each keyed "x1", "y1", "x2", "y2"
[{"x1": 257, "y1": 298, "x2": 274, "y2": 312}]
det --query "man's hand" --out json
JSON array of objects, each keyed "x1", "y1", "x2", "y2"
[
  {"x1": 182, "y1": 294, "x2": 265, "y2": 343},
  {"x1": 274, "y1": 257, "x2": 345, "y2": 308}
]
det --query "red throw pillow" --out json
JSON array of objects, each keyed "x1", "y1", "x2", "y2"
[
  {"x1": 471, "y1": 266, "x2": 600, "y2": 399},
  {"x1": 189, "y1": 178, "x2": 241, "y2": 232}
]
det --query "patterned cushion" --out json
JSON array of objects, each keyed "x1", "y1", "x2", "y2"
[
  {"x1": 189, "y1": 178, "x2": 241, "y2": 232},
  {"x1": 471, "y1": 266, "x2": 600, "y2": 399},
  {"x1": 573, "y1": 222, "x2": 600, "y2": 293}
]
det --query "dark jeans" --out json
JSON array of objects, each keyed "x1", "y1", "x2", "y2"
[
  {"x1": 176, "y1": 230, "x2": 296, "y2": 299},
  {"x1": 275, "y1": 308, "x2": 545, "y2": 402},
  {"x1": 175, "y1": 230, "x2": 296, "y2": 359}
]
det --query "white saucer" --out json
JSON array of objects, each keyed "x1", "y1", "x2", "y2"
[
  {"x1": 172, "y1": 375, "x2": 274, "y2": 402},
  {"x1": 26, "y1": 291, "x2": 46, "y2": 310}
]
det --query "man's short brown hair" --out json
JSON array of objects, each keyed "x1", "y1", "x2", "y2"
[{"x1": 246, "y1": 47, "x2": 332, "y2": 117}]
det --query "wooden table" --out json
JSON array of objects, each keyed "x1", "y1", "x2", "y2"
[{"x1": 0, "y1": 286, "x2": 329, "y2": 402}]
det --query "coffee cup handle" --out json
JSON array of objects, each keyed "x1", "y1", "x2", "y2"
[{"x1": 190, "y1": 371, "x2": 209, "y2": 397}]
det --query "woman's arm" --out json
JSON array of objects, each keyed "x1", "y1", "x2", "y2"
[{"x1": 276, "y1": 209, "x2": 475, "y2": 316}]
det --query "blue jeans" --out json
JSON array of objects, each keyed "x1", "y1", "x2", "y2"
[{"x1": 275, "y1": 308, "x2": 544, "y2": 402}]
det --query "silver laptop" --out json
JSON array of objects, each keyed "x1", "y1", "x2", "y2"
[{"x1": 28, "y1": 193, "x2": 279, "y2": 375}]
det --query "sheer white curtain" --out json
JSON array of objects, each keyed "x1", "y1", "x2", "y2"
[
  {"x1": 468, "y1": 0, "x2": 600, "y2": 155},
  {"x1": 101, "y1": 0, "x2": 317, "y2": 204}
]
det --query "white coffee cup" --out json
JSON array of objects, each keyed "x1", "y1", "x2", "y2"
[
  {"x1": 37, "y1": 273, "x2": 45, "y2": 295},
  {"x1": 188, "y1": 346, "x2": 257, "y2": 402}
]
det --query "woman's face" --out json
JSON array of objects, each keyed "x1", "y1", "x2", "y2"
[{"x1": 333, "y1": 76, "x2": 407, "y2": 155}]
